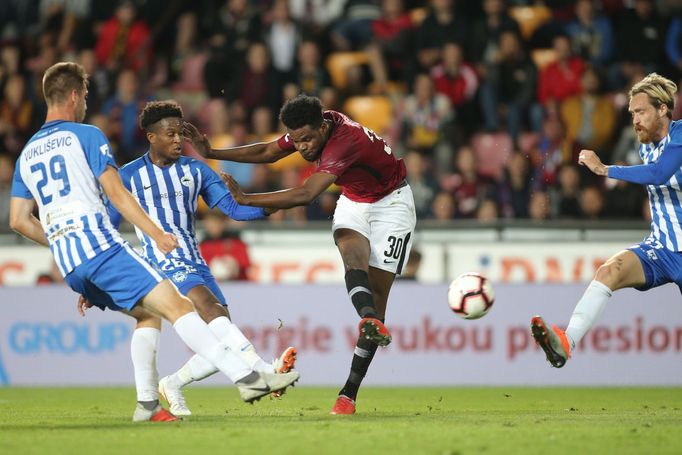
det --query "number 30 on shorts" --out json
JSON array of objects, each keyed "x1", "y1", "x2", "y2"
[{"x1": 383, "y1": 234, "x2": 408, "y2": 261}]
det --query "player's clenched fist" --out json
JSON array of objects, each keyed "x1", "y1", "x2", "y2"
[
  {"x1": 578, "y1": 149, "x2": 608, "y2": 176},
  {"x1": 156, "y1": 232, "x2": 179, "y2": 254}
]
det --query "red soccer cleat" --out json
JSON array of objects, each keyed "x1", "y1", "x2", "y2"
[
  {"x1": 150, "y1": 407, "x2": 179, "y2": 422},
  {"x1": 330, "y1": 395, "x2": 356, "y2": 415},
  {"x1": 272, "y1": 346, "x2": 298, "y2": 398},
  {"x1": 530, "y1": 315, "x2": 571, "y2": 368},
  {"x1": 358, "y1": 317, "x2": 392, "y2": 347}
]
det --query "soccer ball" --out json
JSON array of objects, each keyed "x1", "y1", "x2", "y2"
[{"x1": 447, "y1": 272, "x2": 495, "y2": 320}]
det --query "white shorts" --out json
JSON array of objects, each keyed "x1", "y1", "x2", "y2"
[{"x1": 332, "y1": 183, "x2": 416, "y2": 274}]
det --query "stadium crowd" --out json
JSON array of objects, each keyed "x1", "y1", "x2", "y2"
[{"x1": 2, "y1": 0, "x2": 681, "y2": 228}]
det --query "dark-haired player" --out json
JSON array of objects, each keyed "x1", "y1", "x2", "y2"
[
  {"x1": 187, "y1": 94, "x2": 416, "y2": 415},
  {"x1": 10, "y1": 63, "x2": 299, "y2": 422},
  {"x1": 102, "y1": 100, "x2": 297, "y2": 416}
]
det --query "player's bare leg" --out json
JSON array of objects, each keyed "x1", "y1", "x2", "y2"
[
  {"x1": 139, "y1": 281, "x2": 300, "y2": 403},
  {"x1": 531, "y1": 249, "x2": 646, "y2": 367}
]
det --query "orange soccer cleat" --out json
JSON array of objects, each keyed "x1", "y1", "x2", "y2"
[
  {"x1": 530, "y1": 315, "x2": 571, "y2": 368},
  {"x1": 330, "y1": 395, "x2": 356, "y2": 415},
  {"x1": 272, "y1": 346, "x2": 298, "y2": 398},
  {"x1": 358, "y1": 317, "x2": 392, "y2": 347}
]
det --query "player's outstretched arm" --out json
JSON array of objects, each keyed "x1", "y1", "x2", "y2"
[
  {"x1": 221, "y1": 171, "x2": 336, "y2": 209},
  {"x1": 184, "y1": 121, "x2": 293, "y2": 163},
  {"x1": 9, "y1": 197, "x2": 49, "y2": 247},
  {"x1": 580, "y1": 143, "x2": 682, "y2": 185},
  {"x1": 98, "y1": 166, "x2": 178, "y2": 254}
]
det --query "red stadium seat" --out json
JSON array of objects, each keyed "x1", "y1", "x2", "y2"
[{"x1": 471, "y1": 132, "x2": 514, "y2": 180}]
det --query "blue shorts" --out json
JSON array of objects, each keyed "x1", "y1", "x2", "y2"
[
  {"x1": 64, "y1": 243, "x2": 165, "y2": 311},
  {"x1": 158, "y1": 258, "x2": 227, "y2": 306},
  {"x1": 628, "y1": 240, "x2": 682, "y2": 292}
]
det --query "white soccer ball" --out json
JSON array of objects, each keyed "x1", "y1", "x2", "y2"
[{"x1": 447, "y1": 272, "x2": 495, "y2": 320}]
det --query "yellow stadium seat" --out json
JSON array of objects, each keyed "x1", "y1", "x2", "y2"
[
  {"x1": 342, "y1": 96, "x2": 393, "y2": 136},
  {"x1": 326, "y1": 51, "x2": 370, "y2": 89},
  {"x1": 509, "y1": 6, "x2": 553, "y2": 41}
]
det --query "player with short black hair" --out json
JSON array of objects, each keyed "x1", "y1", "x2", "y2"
[
  {"x1": 100, "y1": 100, "x2": 297, "y2": 416},
  {"x1": 187, "y1": 93, "x2": 417, "y2": 415}
]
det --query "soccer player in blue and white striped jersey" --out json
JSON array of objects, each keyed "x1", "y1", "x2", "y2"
[
  {"x1": 106, "y1": 101, "x2": 296, "y2": 416},
  {"x1": 10, "y1": 62, "x2": 299, "y2": 420},
  {"x1": 531, "y1": 73, "x2": 682, "y2": 368}
]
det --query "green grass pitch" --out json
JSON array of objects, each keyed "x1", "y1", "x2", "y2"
[{"x1": 1, "y1": 387, "x2": 682, "y2": 454}]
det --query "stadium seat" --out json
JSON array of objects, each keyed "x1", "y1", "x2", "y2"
[
  {"x1": 509, "y1": 5, "x2": 553, "y2": 41},
  {"x1": 326, "y1": 51, "x2": 370, "y2": 90},
  {"x1": 470, "y1": 132, "x2": 514, "y2": 180},
  {"x1": 342, "y1": 96, "x2": 393, "y2": 136},
  {"x1": 531, "y1": 48, "x2": 558, "y2": 71}
]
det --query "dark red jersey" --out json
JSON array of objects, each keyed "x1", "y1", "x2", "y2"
[{"x1": 277, "y1": 111, "x2": 406, "y2": 202}]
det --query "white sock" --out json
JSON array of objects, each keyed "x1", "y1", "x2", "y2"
[
  {"x1": 208, "y1": 316, "x2": 274, "y2": 374},
  {"x1": 172, "y1": 312, "x2": 252, "y2": 383},
  {"x1": 166, "y1": 355, "x2": 218, "y2": 390},
  {"x1": 566, "y1": 280, "x2": 613, "y2": 350},
  {"x1": 131, "y1": 327, "x2": 160, "y2": 402}
]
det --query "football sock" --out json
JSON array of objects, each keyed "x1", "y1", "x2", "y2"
[
  {"x1": 339, "y1": 333, "x2": 380, "y2": 400},
  {"x1": 345, "y1": 269, "x2": 377, "y2": 318},
  {"x1": 138, "y1": 400, "x2": 160, "y2": 411},
  {"x1": 208, "y1": 316, "x2": 275, "y2": 374},
  {"x1": 168, "y1": 354, "x2": 217, "y2": 389},
  {"x1": 566, "y1": 280, "x2": 613, "y2": 350},
  {"x1": 131, "y1": 327, "x2": 160, "y2": 402},
  {"x1": 172, "y1": 312, "x2": 252, "y2": 383}
]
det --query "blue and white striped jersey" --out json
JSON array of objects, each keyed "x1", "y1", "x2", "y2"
[
  {"x1": 111, "y1": 153, "x2": 262, "y2": 266},
  {"x1": 11, "y1": 120, "x2": 124, "y2": 276},
  {"x1": 638, "y1": 121, "x2": 682, "y2": 251}
]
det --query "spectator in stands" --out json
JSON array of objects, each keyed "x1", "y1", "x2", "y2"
[
  {"x1": 330, "y1": 0, "x2": 382, "y2": 51},
  {"x1": 415, "y1": 0, "x2": 470, "y2": 73},
  {"x1": 292, "y1": 40, "x2": 332, "y2": 97},
  {"x1": 0, "y1": 155, "x2": 14, "y2": 228},
  {"x1": 203, "y1": 0, "x2": 263, "y2": 98},
  {"x1": 168, "y1": 12, "x2": 209, "y2": 94},
  {"x1": 530, "y1": 114, "x2": 578, "y2": 189},
  {"x1": 470, "y1": 0, "x2": 520, "y2": 78},
  {"x1": 101, "y1": 69, "x2": 150, "y2": 164},
  {"x1": 602, "y1": 162, "x2": 647, "y2": 219},
  {"x1": 78, "y1": 48, "x2": 109, "y2": 115},
  {"x1": 551, "y1": 164, "x2": 582, "y2": 218},
  {"x1": 288, "y1": 0, "x2": 346, "y2": 45},
  {"x1": 94, "y1": 0, "x2": 152, "y2": 73},
  {"x1": 230, "y1": 42, "x2": 281, "y2": 119},
  {"x1": 430, "y1": 41, "x2": 479, "y2": 136},
  {"x1": 612, "y1": 0, "x2": 666, "y2": 90},
  {"x1": 306, "y1": 190, "x2": 340, "y2": 221},
  {"x1": 264, "y1": 0, "x2": 302, "y2": 89},
  {"x1": 476, "y1": 198, "x2": 500, "y2": 222},
  {"x1": 366, "y1": 0, "x2": 414, "y2": 93},
  {"x1": 498, "y1": 151, "x2": 532, "y2": 218},
  {"x1": 564, "y1": 0, "x2": 614, "y2": 68},
  {"x1": 441, "y1": 145, "x2": 497, "y2": 219},
  {"x1": 479, "y1": 30, "x2": 537, "y2": 143},
  {"x1": 39, "y1": 0, "x2": 92, "y2": 53},
  {"x1": 430, "y1": 191, "x2": 456, "y2": 221},
  {"x1": 528, "y1": 190, "x2": 550, "y2": 220},
  {"x1": 0, "y1": 74, "x2": 39, "y2": 157},
  {"x1": 200, "y1": 211, "x2": 253, "y2": 281},
  {"x1": 393, "y1": 73, "x2": 453, "y2": 157},
  {"x1": 537, "y1": 34, "x2": 585, "y2": 119},
  {"x1": 579, "y1": 185, "x2": 605, "y2": 220},
  {"x1": 405, "y1": 150, "x2": 439, "y2": 218},
  {"x1": 560, "y1": 66, "x2": 617, "y2": 154}
]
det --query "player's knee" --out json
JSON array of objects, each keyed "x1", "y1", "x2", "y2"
[
  {"x1": 594, "y1": 262, "x2": 618, "y2": 288},
  {"x1": 193, "y1": 297, "x2": 225, "y2": 322}
]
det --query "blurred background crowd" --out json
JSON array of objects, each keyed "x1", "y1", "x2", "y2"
[{"x1": 2, "y1": 0, "x2": 682, "y2": 233}]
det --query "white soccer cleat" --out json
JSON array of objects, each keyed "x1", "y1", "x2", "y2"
[
  {"x1": 159, "y1": 376, "x2": 192, "y2": 417},
  {"x1": 237, "y1": 371, "x2": 300, "y2": 403}
]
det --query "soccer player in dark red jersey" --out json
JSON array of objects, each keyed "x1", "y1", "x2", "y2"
[{"x1": 186, "y1": 94, "x2": 416, "y2": 415}]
